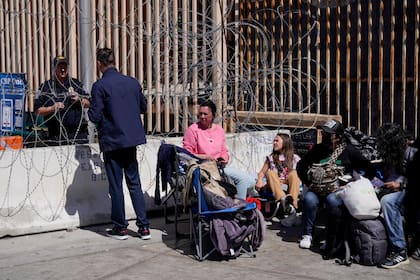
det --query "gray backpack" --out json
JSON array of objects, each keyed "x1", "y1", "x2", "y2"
[{"x1": 349, "y1": 218, "x2": 388, "y2": 266}]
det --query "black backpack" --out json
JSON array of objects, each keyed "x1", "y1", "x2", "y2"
[
  {"x1": 322, "y1": 210, "x2": 388, "y2": 266},
  {"x1": 349, "y1": 218, "x2": 388, "y2": 266},
  {"x1": 322, "y1": 210, "x2": 353, "y2": 266}
]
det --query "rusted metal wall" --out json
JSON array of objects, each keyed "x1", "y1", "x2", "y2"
[
  {"x1": 0, "y1": 0, "x2": 217, "y2": 137},
  {"x1": 236, "y1": 0, "x2": 420, "y2": 136},
  {"x1": 0, "y1": 0, "x2": 418, "y2": 137}
]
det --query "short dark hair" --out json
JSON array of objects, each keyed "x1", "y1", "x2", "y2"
[
  {"x1": 97, "y1": 48, "x2": 115, "y2": 66},
  {"x1": 199, "y1": 100, "x2": 217, "y2": 115}
]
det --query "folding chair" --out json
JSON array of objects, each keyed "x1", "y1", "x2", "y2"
[
  {"x1": 155, "y1": 143, "x2": 201, "y2": 237},
  {"x1": 189, "y1": 166, "x2": 259, "y2": 261}
]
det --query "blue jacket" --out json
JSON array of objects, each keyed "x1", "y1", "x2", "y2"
[{"x1": 88, "y1": 67, "x2": 147, "y2": 152}]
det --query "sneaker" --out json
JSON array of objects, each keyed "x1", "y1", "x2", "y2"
[
  {"x1": 412, "y1": 247, "x2": 420, "y2": 260},
  {"x1": 106, "y1": 227, "x2": 128, "y2": 240},
  {"x1": 299, "y1": 235, "x2": 312, "y2": 249},
  {"x1": 138, "y1": 226, "x2": 151, "y2": 240},
  {"x1": 380, "y1": 249, "x2": 410, "y2": 269},
  {"x1": 280, "y1": 194, "x2": 294, "y2": 214}
]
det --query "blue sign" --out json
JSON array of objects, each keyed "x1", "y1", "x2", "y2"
[
  {"x1": 0, "y1": 74, "x2": 26, "y2": 89},
  {"x1": 0, "y1": 73, "x2": 26, "y2": 135}
]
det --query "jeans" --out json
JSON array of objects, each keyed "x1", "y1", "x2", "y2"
[
  {"x1": 104, "y1": 147, "x2": 149, "y2": 229},
  {"x1": 302, "y1": 190, "x2": 343, "y2": 236},
  {"x1": 224, "y1": 166, "x2": 256, "y2": 200},
  {"x1": 381, "y1": 190, "x2": 406, "y2": 250}
]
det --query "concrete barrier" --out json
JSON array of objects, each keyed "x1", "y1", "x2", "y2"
[{"x1": 0, "y1": 131, "x2": 275, "y2": 237}]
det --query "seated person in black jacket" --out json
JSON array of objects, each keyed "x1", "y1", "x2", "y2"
[{"x1": 296, "y1": 119, "x2": 376, "y2": 250}]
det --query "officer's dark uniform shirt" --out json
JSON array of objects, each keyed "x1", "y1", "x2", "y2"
[{"x1": 34, "y1": 78, "x2": 89, "y2": 139}]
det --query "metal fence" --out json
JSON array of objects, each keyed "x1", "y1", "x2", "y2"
[
  {"x1": 235, "y1": 0, "x2": 420, "y2": 136},
  {"x1": 0, "y1": 0, "x2": 419, "y2": 138}
]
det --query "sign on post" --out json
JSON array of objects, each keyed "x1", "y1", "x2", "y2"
[{"x1": 0, "y1": 73, "x2": 26, "y2": 136}]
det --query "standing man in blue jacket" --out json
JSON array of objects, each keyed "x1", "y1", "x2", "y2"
[{"x1": 88, "y1": 48, "x2": 151, "y2": 240}]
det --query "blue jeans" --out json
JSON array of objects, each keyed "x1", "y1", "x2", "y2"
[
  {"x1": 381, "y1": 190, "x2": 406, "y2": 250},
  {"x1": 104, "y1": 147, "x2": 149, "y2": 229},
  {"x1": 302, "y1": 190, "x2": 343, "y2": 236},
  {"x1": 224, "y1": 166, "x2": 256, "y2": 199}
]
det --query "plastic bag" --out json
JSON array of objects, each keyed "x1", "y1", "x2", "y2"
[{"x1": 336, "y1": 176, "x2": 381, "y2": 220}]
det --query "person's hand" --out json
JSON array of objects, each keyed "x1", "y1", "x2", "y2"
[
  {"x1": 255, "y1": 178, "x2": 265, "y2": 191},
  {"x1": 70, "y1": 94, "x2": 90, "y2": 108},
  {"x1": 217, "y1": 157, "x2": 229, "y2": 169},
  {"x1": 52, "y1": 102, "x2": 65, "y2": 111},
  {"x1": 384, "y1": 181, "x2": 400, "y2": 191},
  {"x1": 70, "y1": 93, "x2": 80, "y2": 101}
]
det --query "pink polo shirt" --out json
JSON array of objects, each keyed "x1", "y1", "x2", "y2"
[{"x1": 182, "y1": 122, "x2": 230, "y2": 162}]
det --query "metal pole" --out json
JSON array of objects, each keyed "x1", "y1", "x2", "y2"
[
  {"x1": 212, "y1": 0, "x2": 223, "y2": 121},
  {"x1": 79, "y1": 1, "x2": 95, "y2": 143},
  {"x1": 79, "y1": 1, "x2": 93, "y2": 92}
]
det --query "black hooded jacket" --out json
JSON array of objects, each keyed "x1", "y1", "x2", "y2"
[{"x1": 297, "y1": 142, "x2": 377, "y2": 186}]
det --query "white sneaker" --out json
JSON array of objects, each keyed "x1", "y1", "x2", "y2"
[{"x1": 299, "y1": 235, "x2": 312, "y2": 249}]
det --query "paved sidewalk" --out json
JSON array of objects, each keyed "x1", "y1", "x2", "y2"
[{"x1": 0, "y1": 214, "x2": 419, "y2": 280}]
